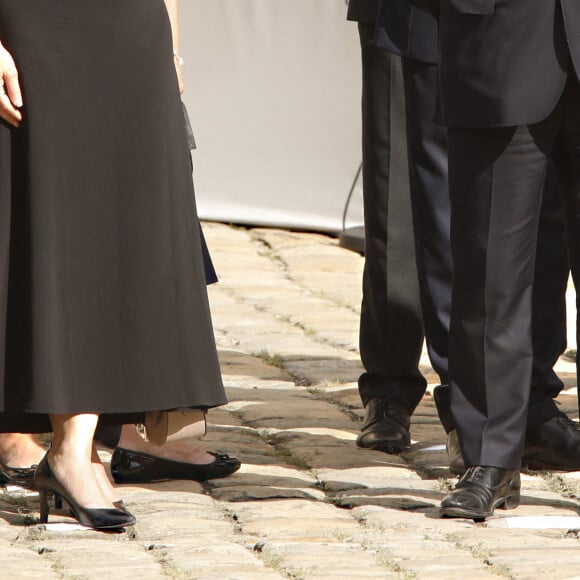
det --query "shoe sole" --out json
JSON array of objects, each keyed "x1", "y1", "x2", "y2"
[
  {"x1": 440, "y1": 494, "x2": 520, "y2": 520},
  {"x1": 522, "y1": 458, "x2": 580, "y2": 472},
  {"x1": 356, "y1": 441, "x2": 409, "y2": 455}
]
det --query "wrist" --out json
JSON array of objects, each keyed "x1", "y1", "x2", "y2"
[{"x1": 173, "y1": 50, "x2": 184, "y2": 66}]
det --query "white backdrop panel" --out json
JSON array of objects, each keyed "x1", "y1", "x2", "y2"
[{"x1": 179, "y1": 0, "x2": 363, "y2": 233}]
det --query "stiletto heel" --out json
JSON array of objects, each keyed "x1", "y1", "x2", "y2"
[
  {"x1": 33, "y1": 453, "x2": 135, "y2": 530},
  {"x1": 38, "y1": 489, "x2": 49, "y2": 524}
]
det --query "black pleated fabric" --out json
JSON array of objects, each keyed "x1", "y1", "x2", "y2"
[{"x1": 0, "y1": 0, "x2": 226, "y2": 432}]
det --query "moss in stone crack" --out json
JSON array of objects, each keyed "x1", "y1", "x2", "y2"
[
  {"x1": 259, "y1": 548, "x2": 307, "y2": 579},
  {"x1": 146, "y1": 545, "x2": 191, "y2": 579},
  {"x1": 331, "y1": 529, "x2": 351, "y2": 542},
  {"x1": 437, "y1": 477, "x2": 455, "y2": 492},
  {"x1": 327, "y1": 493, "x2": 346, "y2": 507},
  {"x1": 26, "y1": 526, "x2": 47, "y2": 541},
  {"x1": 252, "y1": 350, "x2": 284, "y2": 369},
  {"x1": 257, "y1": 431, "x2": 310, "y2": 470},
  {"x1": 352, "y1": 509, "x2": 368, "y2": 525},
  {"x1": 270, "y1": 443, "x2": 310, "y2": 470},
  {"x1": 0, "y1": 490, "x2": 28, "y2": 507},
  {"x1": 445, "y1": 535, "x2": 516, "y2": 579},
  {"x1": 540, "y1": 472, "x2": 579, "y2": 498},
  {"x1": 376, "y1": 555, "x2": 417, "y2": 578}
]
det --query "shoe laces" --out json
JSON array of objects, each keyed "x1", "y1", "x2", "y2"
[
  {"x1": 379, "y1": 400, "x2": 409, "y2": 422},
  {"x1": 463, "y1": 466, "x2": 487, "y2": 482}
]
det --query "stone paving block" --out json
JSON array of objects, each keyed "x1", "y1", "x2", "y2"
[
  {"x1": 0, "y1": 542, "x2": 59, "y2": 579},
  {"x1": 270, "y1": 427, "x2": 358, "y2": 443},
  {"x1": 114, "y1": 481, "x2": 205, "y2": 502},
  {"x1": 317, "y1": 466, "x2": 431, "y2": 489},
  {"x1": 296, "y1": 446, "x2": 409, "y2": 471},
  {"x1": 236, "y1": 398, "x2": 352, "y2": 430},
  {"x1": 493, "y1": 546, "x2": 580, "y2": 576},
  {"x1": 406, "y1": 558, "x2": 499, "y2": 579},
  {"x1": 283, "y1": 358, "x2": 364, "y2": 384},
  {"x1": 313, "y1": 384, "x2": 363, "y2": 410},
  {"x1": 241, "y1": 518, "x2": 362, "y2": 542},
  {"x1": 224, "y1": 385, "x2": 308, "y2": 404},
  {"x1": 304, "y1": 451, "x2": 395, "y2": 471},
  {"x1": 251, "y1": 228, "x2": 338, "y2": 251},
  {"x1": 266, "y1": 541, "x2": 391, "y2": 578},
  {"x1": 288, "y1": 272, "x2": 363, "y2": 309},
  {"x1": 208, "y1": 464, "x2": 318, "y2": 490},
  {"x1": 133, "y1": 514, "x2": 233, "y2": 545},
  {"x1": 235, "y1": 499, "x2": 354, "y2": 523},
  {"x1": 162, "y1": 541, "x2": 282, "y2": 579},
  {"x1": 218, "y1": 351, "x2": 289, "y2": 381},
  {"x1": 337, "y1": 494, "x2": 437, "y2": 511},
  {"x1": 317, "y1": 462, "x2": 426, "y2": 491},
  {"x1": 26, "y1": 538, "x2": 163, "y2": 578},
  {"x1": 212, "y1": 485, "x2": 326, "y2": 503},
  {"x1": 305, "y1": 572, "x2": 400, "y2": 579},
  {"x1": 271, "y1": 433, "x2": 359, "y2": 454}
]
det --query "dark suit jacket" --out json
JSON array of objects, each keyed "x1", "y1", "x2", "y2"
[
  {"x1": 348, "y1": 0, "x2": 438, "y2": 64},
  {"x1": 347, "y1": 0, "x2": 381, "y2": 23},
  {"x1": 375, "y1": 0, "x2": 439, "y2": 63},
  {"x1": 439, "y1": 0, "x2": 580, "y2": 128}
]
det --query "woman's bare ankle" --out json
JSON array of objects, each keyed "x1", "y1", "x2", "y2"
[{"x1": 0, "y1": 433, "x2": 46, "y2": 467}]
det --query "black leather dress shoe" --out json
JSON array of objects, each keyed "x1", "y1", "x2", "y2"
[
  {"x1": 110, "y1": 448, "x2": 241, "y2": 484},
  {"x1": 523, "y1": 412, "x2": 580, "y2": 471},
  {"x1": 356, "y1": 398, "x2": 411, "y2": 454},
  {"x1": 440, "y1": 466, "x2": 520, "y2": 519},
  {"x1": 0, "y1": 463, "x2": 37, "y2": 489},
  {"x1": 446, "y1": 430, "x2": 465, "y2": 475}
]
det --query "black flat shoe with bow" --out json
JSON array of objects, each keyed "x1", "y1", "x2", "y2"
[
  {"x1": 0, "y1": 463, "x2": 38, "y2": 489},
  {"x1": 440, "y1": 466, "x2": 520, "y2": 520},
  {"x1": 110, "y1": 447, "x2": 241, "y2": 484}
]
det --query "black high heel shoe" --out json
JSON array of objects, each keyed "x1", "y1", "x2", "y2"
[{"x1": 34, "y1": 454, "x2": 136, "y2": 530}]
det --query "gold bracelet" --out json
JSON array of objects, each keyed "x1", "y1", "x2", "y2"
[{"x1": 173, "y1": 50, "x2": 184, "y2": 66}]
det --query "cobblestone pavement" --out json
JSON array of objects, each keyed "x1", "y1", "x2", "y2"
[{"x1": 2, "y1": 223, "x2": 580, "y2": 579}]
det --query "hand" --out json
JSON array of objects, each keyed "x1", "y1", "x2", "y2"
[
  {"x1": 174, "y1": 55, "x2": 184, "y2": 95},
  {"x1": 0, "y1": 42, "x2": 22, "y2": 127}
]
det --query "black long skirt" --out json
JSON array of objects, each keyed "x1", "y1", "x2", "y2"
[{"x1": 0, "y1": 0, "x2": 226, "y2": 432}]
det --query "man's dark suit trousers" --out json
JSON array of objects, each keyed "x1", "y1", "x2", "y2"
[
  {"x1": 448, "y1": 81, "x2": 577, "y2": 469},
  {"x1": 357, "y1": 22, "x2": 451, "y2": 415},
  {"x1": 356, "y1": 22, "x2": 568, "y2": 431}
]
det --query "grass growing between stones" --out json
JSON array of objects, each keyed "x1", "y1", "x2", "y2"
[
  {"x1": 376, "y1": 555, "x2": 417, "y2": 579},
  {"x1": 306, "y1": 387, "x2": 361, "y2": 424},
  {"x1": 253, "y1": 350, "x2": 284, "y2": 369},
  {"x1": 436, "y1": 477, "x2": 455, "y2": 492},
  {"x1": 296, "y1": 284, "x2": 359, "y2": 316},
  {"x1": 1, "y1": 490, "x2": 28, "y2": 507},
  {"x1": 445, "y1": 534, "x2": 515, "y2": 579},
  {"x1": 259, "y1": 547, "x2": 307, "y2": 579},
  {"x1": 540, "y1": 472, "x2": 580, "y2": 498},
  {"x1": 26, "y1": 526, "x2": 48, "y2": 542},
  {"x1": 146, "y1": 544, "x2": 191, "y2": 579},
  {"x1": 258, "y1": 432, "x2": 310, "y2": 470}
]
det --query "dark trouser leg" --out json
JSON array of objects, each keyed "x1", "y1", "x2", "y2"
[
  {"x1": 527, "y1": 168, "x2": 569, "y2": 426},
  {"x1": 448, "y1": 121, "x2": 555, "y2": 470},
  {"x1": 401, "y1": 58, "x2": 452, "y2": 389},
  {"x1": 553, "y1": 82, "x2": 580, "y2": 417},
  {"x1": 357, "y1": 23, "x2": 426, "y2": 412}
]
